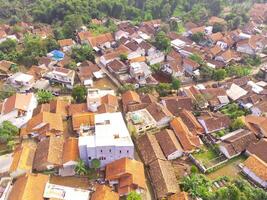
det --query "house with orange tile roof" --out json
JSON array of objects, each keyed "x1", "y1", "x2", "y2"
[
  {"x1": 9, "y1": 144, "x2": 36, "y2": 178},
  {"x1": 242, "y1": 115, "x2": 267, "y2": 138},
  {"x1": 87, "y1": 32, "x2": 114, "y2": 50},
  {"x1": 183, "y1": 58, "x2": 200, "y2": 76},
  {"x1": 33, "y1": 135, "x2": 65, "y2": 171},
  {"x1": 0, "y1": 93, "x2": 37, "y2": 128},
  {"x1": 87, "y1": 88, "x2": 116, "y2": 112},
  {"x1": 0, "y1": 60, "x2": 16, "y2": 74},
  {"x1": 236, "y1": 35, "x2": 266, "y2": 55},
  {"x1": 170, "y1": 117, "x2": 202, "y2": 152},
  {"x1": 215, "y1": 49, "x2": 241, "y2": 64},
  {"x1": 59, "y1": 137, "x2": 80, "y2": 176},
  {"x1": 91, "y1": 185, "x2": 119, "y2": 200},
  {"x1": 77, "y1": 31, "x2": 93, "y2": 44},
  {"x1": 72, "y1": 112, "x2": 95, "y2": 135},
  {"x1": 22, "y1": 111, "x2": 64, "y2": 139},
  {"x1": 58, "y1": 38, "x2": 75, "y2": 52},
  {"x1": 168, "y1": 192, "x2": 189, "y2": 200},
  {"x1": 8, "y1": 173, "x2": 49, "y2": 200},
  {"x1": 105, "y1": 157, "x2": 146, "y2": 196},
  {"x1": 208, "y1": 16, "x2": 227, "y2": 26},
  {"x1": 240, "y1": 154, "x2": 267, "y2": 188},
  {"x1": 122, "y1": 90, "x2": 141, "y2": 112}
]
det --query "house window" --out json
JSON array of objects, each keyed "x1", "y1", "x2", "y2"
[
  {"x1": 109, "y1": 149, "x2": 112, "y2": 153},
  {"x1": 127, "y1": 150, "x2": 129, "y2": 153},
  {"x1": 88, "y1": 157, "x2": 91, "y2": 160},
  {"x1": 100, "y1": 150, "x2": 103, "y2": 153},
  {"x1": 119, "y1": 150, "x2": 122, "y2": 154}
]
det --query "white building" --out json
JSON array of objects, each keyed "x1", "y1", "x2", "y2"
[
  {"x1": 7, "y1": 72, "x2": 35, "y2": 92},
  {"x1": 87, "y1": 89, "x2": 115, "y2": 112},
  {"x1": 43, "y1": 67, "x2": 75, "y2": 89},
  {"x1": 0, "y1": 93, "x2": 37, "y2": 128},
  {"x1": 78, "y1": 112, "x2": 134, "y2": 167},
  {"x1": 43, "y1": 183, "x2": 91, "y2": 200}
]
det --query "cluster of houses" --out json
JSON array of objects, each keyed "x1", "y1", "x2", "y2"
[{"x1": 0, "y1": 2, "x2": 267, "y2": 200}]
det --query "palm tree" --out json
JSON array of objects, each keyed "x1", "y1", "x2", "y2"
[{"x1": 75, "y1": 159, "x2": 88, "y2": 176}]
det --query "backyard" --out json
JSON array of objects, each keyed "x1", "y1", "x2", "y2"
[{"x1": 207, "y1": 156, "x2": 247, "y2": 180}]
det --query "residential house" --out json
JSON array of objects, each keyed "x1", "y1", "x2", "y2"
[
  {"x1": 7, "y1": 173, "x2": 49, "y2": 200},
  {"x1": 78, "y1": 112, "x2": 134, "y2": 167},
  {"x1": 107, "y1": 59, "x2": 128, "y2": 77},
  {"x1": 122, "y1": 90, "x2": 141, "y2": 112},
  {"x1": 168, "y1": 192, "x2": 189, "y2": 200},
  {"x1": 215, "y1": 49, "x2": 241, "y2": 64},
  {"x1": 219, "y1": 129, "x2": 258, "y2": 159},
  {"x1": 136, "y1": 133, "x2": 166, "y2": 165},
  {"x1": 146, "y1": 102, "x2": 173, "y2": 128},
  {"x1": 236, "y1": 36, "x2": 266, "y2": 55},
  {"x1": 100, "y1": 94, "x2": 119, "y2": 112},
  {"x1": 43, "y1": 182, "x2": 91, "y2": 200},
  {"x1": 209, "y1": 32, "x2": 224, "y2": 44},
  {"x1": 91, "y1": 185, "x2": 119, "y2": 200},
  {"x1": 149, "y1": 159, "x2": 180, "y2": 199},
  {"x1": 43, "y1": 67, "x2": 75, "y2": 89},
  {"x1": 87, "y1": 89, "x2": 116, "y2": 112},
  {"x1": 0, "y1": 60, "x2": 16, "y2": 75},
  {"x1": 155, "y1": 129, "x2": 183, "y2": 160},
  {"x1": 183, "y1": 58, "x2": 200, "y2": 75},
  {"x1": 250, "y1": 100, "x2": 267, "y2": 116},
  {"x1": 249, "y1": 3, "x2": 267, "y2": 24},
  {"x1": 6, "y1": 72, "x2": 35, "y2": 91},
  {"x1": 226, "y1": 83, "x2": 248, "y2": 101},
  {"x1": 208, "y1": 16, "x2": 227, "y2": 26},
  {"x1": 170, "y1": 117, "x2": 202, "y2": 152},
  {"x1": 9, "y1": 144, "x2": 36, "y2": 178},
  {"x1": 198, "y1": 113, "x2": 231, "y2": 134},
  {"x1": 99, "y1": 45, "x2": 131, "y2": 66},
  {"x1": 77, "y1": 61, "x2": 102, "y2": 87},
  {"x1": 200, "y1": 88, "x2": 230, "y2": 110},
  {"x1": 58, "y1": 39, "x2": 75, "y2": 52},
  {"x1": 105, "y1": 158, "x2": 146, "y2": 196},
  {"x1": 242, "y1": 115, "x2": 267, "y2": 137},
  {"x1": 72, "y1": 112, "x2": 95, "y2": 135},
  {"x1": 146, "y1": 51, "x2": 165, "y2": 65},
  {"x1": 27, "y1": 65, "x2": 49, "y2": 81},
  {"x1": 124, "y1": 41, "x2": 145, "y2": 60},
  {"x1": 22, "y1": 111, "x2": 64, "y2": 138},
  {"x1": 77, "y1": 31, "x2": 93, "y2": 44},
  {"x1": 59, "y1": 137, "x2": 79, "y2": 176},
  {"x1": 246, "y1": 139, "x2": 267, "y2": 163},
  {"x1": 240, "y1": 155, "x2": 267, "y2": 188},
  {"x1": 160, "y1": 61, "x2": 184, "y2": 78},
  {"x1": 68, "y1": 103, "x2": 88, "y2": 116},
  {"x1": 178, "y1": 109, "x2": 205, "y2": 136},
  {"x1": 139, "y1": 41, "x2": 156, "y2": 56},
  {"x1": 161, "y1": 96, "x2": 193, "y2": 116},
  {"x1": 33, "y1": 135, "x2": 64, "y2": 171},
  {"x1": 0, "y1": 93, "x2": 37, "y2": 128},
  {"x1": 33, "y1": 99, "x2": 69, "y2": 119},
  {"x1": 129, "y1": 62, "x2": 152, "y2": 85},
  {"x1": 126, "y1": 109, "x2": 157, "y2": 134},
  {"x1": 87, "y1": 33, "x2": 114, "y2": 51}
]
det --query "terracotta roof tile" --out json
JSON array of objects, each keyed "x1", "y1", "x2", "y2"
[
  {"x1": 72, "y1": 112, "x2": 95, "y2": 131},
  {"x1": 244, "y1": 155, "x2": 267, "y2": 181},
  {"x1": 91, "y1": 185, "x2": 119, "y2": 200},
  {"x1": 62, "y1": 137, "x2": 79, "y2": 163}
]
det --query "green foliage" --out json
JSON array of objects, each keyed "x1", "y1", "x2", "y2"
[
  {"x1": 71, "y1": 45, "x2": 95, "y2": 63},
  {"x1": 226, "y1": 65, "x2": 252, "y2": 78},
  {"x1": 212, "y1": 69, "x2": 227, "y2": 81},
  {"x1": 191, "y1": 32, "x2": 205, "y2": 44},
  {"x1": 72, "y1": 85, "x2": 87, "y2": 103},
  {"x1": 0, "y1": 85, "x2": 16, "y2": 101},
  {"x1": 0, "y1": 121, "x2": 19, "y2": 144},
  {"x1": 150, "y1": 63, "x2": 161, "y2": 73},
  {"x1": 0, "y1": 39, "x2": 17, "y2": 54},
  {"x1": 212, "y1": 23, "x2": 224, "y2": 33},
  {"x1": 75, "y1": 159, "x2": 88, "y2": 176},
  {"x1": 230, "y1": 118, "x2": 245, "y2": 131},
  {"x1": 181, "y1": 174, "x2": 212, "y2": 199},
  {"x1": 154, "y1": 31, "x2": 171, "y2": 52},
  {"x1": 36, "y1": 90, "x2": 54, "y2": 104},
  {"x1": 242, "y1": 55, "x2": 261, "y2": 67},
  {"x1": 189, "y1": 54, "x2": 204, "y2": 65},
  {"x1": 190, "y1": 165, "x2": 199, "y2": 174},
  {"x1": 118, "y1": 84, "x2": 136, "y2": 94},
  {"x1": 119, "y1": 53, "x2": 128, "y2": 62},
  {"x1": 155, "y1": 83, "x2": 172, "y2": 97},
  {"x1": 43, "y1": 37, "x2": 60, "y2": 52},
  {"x1": 127, "y1": 191, "x2": 142, "y2": 200},
  {"x1": 91, "y1": 158, "x2": 101, "y2": 169},
  {"x1": 171, "y1": 78, "x2": 181, "y2": 90},
  {"x1": 220, "y1": 103, "x2": 250, "y2": 119},
  {"x1": 9, "y1": 64, "x2": 19, "y2": 73}
]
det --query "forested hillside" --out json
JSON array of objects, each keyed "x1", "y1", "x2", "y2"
[{"x1": 0, "y1": 0, "x2": 265, "y2": 25}]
